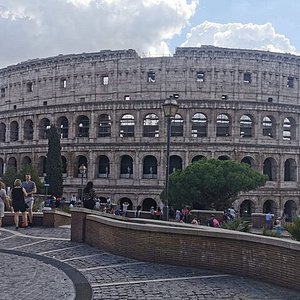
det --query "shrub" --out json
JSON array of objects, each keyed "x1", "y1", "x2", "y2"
[
  {"x1": 221, "y1": 219, "x2": 251, "y2": 232},
  {"x1": 284, "y1": 218, "x2": 300, "y2": 241}
]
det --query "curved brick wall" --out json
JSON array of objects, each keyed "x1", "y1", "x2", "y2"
[{"x1": 71, "y1": 208, "x2": 300, "y2": 292}]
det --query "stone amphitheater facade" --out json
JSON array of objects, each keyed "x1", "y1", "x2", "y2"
[{"x1": 1, "y1": 45, "x2": 300, "y2": 219}]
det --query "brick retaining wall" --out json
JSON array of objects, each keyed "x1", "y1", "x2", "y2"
[{"x1": 71, "y1": 208, "x2": 300, "y2": 292}]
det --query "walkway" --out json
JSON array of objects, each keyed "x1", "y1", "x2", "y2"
[{"x1": 0, "y1": 226, "x2": 299, "y2": 300}]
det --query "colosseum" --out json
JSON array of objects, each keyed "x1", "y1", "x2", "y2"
[{"x1": 0, "y1": 45, "x2": 300, "y2": 219}]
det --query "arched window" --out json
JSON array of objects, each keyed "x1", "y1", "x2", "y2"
[
  {"x1": 192, "y1": 113, "x2": 207, "y2": 137},
  {"x1": 77, "y1": 156, "x2": 88, "y2": 177},
  {"x1": 169, "y1": 155, "x2": 182, "y2": 174},
  {"x1": 240, "y1": 200, "x2": 255, "y2": 218},
  {"x1": 24, "y1": 119, "x2": 34, "y2": 140},
  {"x1": 57, "y1": 117, "x2": 69, "y2": 139},
  {"x1": 10, "y1": 121, "x2": 19, "y2": 141},
  {"x1": 0, "y1": 158, "x2": 4, "y2": 175},
  {"x1": 120, "y1": 155, "x2": 133, "y2": 178},
  {"x1": 142, "y1": 198, "x2": 157, "y2": 211},
  {"x1": 143, "y1": 114, "x2": 159, "y2": 137},
  {"x1": 120, "y1": 114, "x2": 135, "y2": 137},
  {"x1": 21, "y1": 156, "x2": 31, "y2": 167},
  {"x1": 191, "y1": 155, "x2": 206, "y2": 163},
  {"x1": 98, "y1": 114, "x2": 111, "y2": 137},
  {"x1": 0, "y1": 123, "x2": 6, "y2": 142},
  {"x1": 283, "y1": 200, "x2": 297, "y2": 222},
  {"x1": 61, "y1": 156, "x2": 67, "y2": 175},
  {"x1": 284, "y1": 158, "x2": 297, "y2": 181},
  {"x1": 218, "y1": 155, "x2": 230, "y2": 161},
  {"x1": 8, "y1": 157, "x2": 17, "y2": 171},
  {"x1": 38, "y1": 156, "x2": 47, "y2": 176},
  {"x1": 98, "y1": 155, "x2": 110, "y2": 177},
  {"x1": 262, "y1": 116, "x2": 274, "y2": 138},
  {"x1": 283, "y1": 117, "x2": 296, "y2": 141},
  {"x1": 77, "y1": 116, "x2": 89, "y2": 137},
  {"x1": 241, "y1": 156, "x2": 254, "y2": 168},
  {"x1": 39, "y1": 118, "x2": 50, "y2": 139},
  {"x1": 171, "y1": 114, "x2": 183, "y2": 137},
  {"x1": 216, "y1": 114, "x2": 230, "y2": 137},
  {"x1": 263, "y1": 200, "x2": 277, "y2": 214},
  {"x1": 240, "y1": 115, "x2": 253, "y2": 137},
  {"x1": 143, "y1": 155, "x2": 157, "y2": 178},
  {"x1": 263, "y1": 158, "x2": 277, "y2": 181}
]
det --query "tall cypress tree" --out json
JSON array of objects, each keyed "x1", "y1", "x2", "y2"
[{"x1": 46, "y1": 125, "x2": 63, "y2": 196}]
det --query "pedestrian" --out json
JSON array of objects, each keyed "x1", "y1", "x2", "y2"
[
  {"x1": 83, "y1": 181, "x2": 96, "y2": 209},
  {"x1": 181, "y1": 206, "x2": 190, "y2": 223},
  {"x1": 175, "y1": 210, "x2": 181, "y2": 222},
  {"x1": 150, "y1": 206, "x2": 155, "y2": 219},
  {"x1": 135, "y1": 205, "x2": 142, "y2": 217},
  {"x1": 265, "y1": 211, "x2": 273, "y2": 229},
  {"x1": 70, "y1": 194, "x2": 77, "y2": 206},
  {"x1": 0, "y1": 181, "x2": 10, "y2": 229},
  {"x1": 21, "y1": 174, "x2": 37, "y2": 227},
  {"x1": 11, "y1": 179, "x2": 28, "y2": 230},
  {"x1": 155, "y1": 206, "x2": 162, "y2": 220},
  {"x1": 191, "y1": 216, "x2": 199, "y2": 225},
  {"x1": 208, "y1": 214, "x2": 220, "y2": 227},
  {"x1": 122, "y1": 201, "x2": 129, "y2": 217},
  {"x1": 274, "y1": 218, "x2": 282, "y2": 237}
]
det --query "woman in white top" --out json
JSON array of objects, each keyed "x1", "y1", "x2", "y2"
[{"x1": 0, "y1": 180, "x2": 10, "y2": 229}]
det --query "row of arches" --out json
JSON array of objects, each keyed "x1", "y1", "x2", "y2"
[
  {"x1": 1, "y1": 153, "x2": 297, "y2": 182},
  {"x1": 0, "y1": 113, "x2": 297, "y2": 142}
]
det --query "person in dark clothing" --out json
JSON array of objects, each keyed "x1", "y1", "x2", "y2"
[
  {"x1": 11, "y1": 179, "x2": 28, "y2": 229},
  {"x1": 83, "y1": 181, "x2": 96, "y2": 209}
]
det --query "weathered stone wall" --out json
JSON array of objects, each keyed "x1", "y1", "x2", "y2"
[{"x1": 0, "y1": 46, "x2": 300, "y2": 214}]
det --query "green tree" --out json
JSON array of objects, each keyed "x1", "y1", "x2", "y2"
[
  {"x1": 163, "y1": 159, "x2": 267, "y2": 210},
  {"x1": 2, "y1": 164, "x2": 43, "y2": 192},
  {"x1": 46, "y1": 125, "x2": 63, "y2": 196}
]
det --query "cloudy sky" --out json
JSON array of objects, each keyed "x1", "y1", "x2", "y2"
[{"x1": 0, "y1": 0, "x2": 299, "y2": 68}]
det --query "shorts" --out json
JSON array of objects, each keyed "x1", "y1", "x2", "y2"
[
  {"x1": 12, "y1": 202, "x2": 27, "y2": 213},
  {"x1": 25, "y1": 197, "x2": 34, "y2": 210},
  {"x1": 0, "y1": 201, "x2": 4, "y2": 217}
]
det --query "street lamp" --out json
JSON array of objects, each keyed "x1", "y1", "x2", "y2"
[
  {"x1": 162, "y1": 95, "x2": 179, "y2": 221},
  {"x1": 79, "y1": 164, "x2": 87, "y2": 202}
]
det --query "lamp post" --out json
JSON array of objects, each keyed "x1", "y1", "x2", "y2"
[
  {"x1": 79, "y1": 164, "x2": 87, "y2": 202},
  {"x1": 162, "y1": 95, "x2": 179, "y2": 221}
]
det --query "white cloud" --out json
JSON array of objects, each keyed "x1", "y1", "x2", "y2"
[
  {"x1": 0, "y1": 0, "x2": 198, "y2": 68},
  {"x1": 182, "y1": 21, "x2": 297, "y2": 54}
]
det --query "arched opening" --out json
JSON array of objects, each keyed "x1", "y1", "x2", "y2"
[
  {"x1": 120, "y1": 114, "x2": 135, "y2": 137},
  {"x1": 191, "y1": 155, "x2": 206, "y2": 163},
  {"x1": 8, "y1": 157, "x2": 17, "y2": 172},
  {"x1": 0, "y1": 158, "x2": 4, "y2": 175},
  {"x1": 218, "y1": 155, "x2": 230, "y2": 161},
  {"x1": 38, "y1": 156, "x2": 47, "y2": 176},
  {"x1": 192, "y1": 113, "x2": 207, "y2": 137},
  {"x1": 262, "y1": 116, "x2": 274, "y2": 138},
  {"x1": 171, "y1": 114, "x2": 183, "y2": 137},
  {"x1": 38, "y1": 118, "x2": 50, "y2": 139},
  {"x1": 216, "y1": 114, "x2": 230, "y2": 137},
  {"x1": 263, "y1": 158, "x2": 277, "y2": 181},
  {"x1": 169, "y1": 155, "x2": 182, "y2": 174},
  {"x1": 143, "y1": 113, "x2": 159, "y2": 137},
  {"x1": 120, "y1": 155, "x2": 133, "y2": 178},
  {"x1": 284, "y1": 158, "x2": 297, "y2": 181},
  {"x1": 241, "y1": 156, "x2": 254, "y2": 167},
  {"x1": 76, "y1": 156, "x2": 88, "y2": 177},
  {"x1": 142, "y1": 198, "x2": 157, "y2": 211},
  {"x1": 239, "y1": 200, "x2": 255, "y2": 219},
  {"x1": 0, "y1": 123, "x2": 6, "y2": 142},
  {"x1": 57, "y1": 116, "x2": 69, "y2": 138},
  {"x1": 10, "y1": 121, "x2": 19, "y2": 142},
  {"x1": 283, "y1": 200, "x2": 297, "y2": 222},
  {"x1": 77, "y1": 115, "x2": 89, "y2": 137},
  {"x1": 24, "y1": 119, "x2": 34, "y2": 140},
  {"x1": 98, "y1": 114, "x2": 111, "y2": 137},
  {"x1": 21, "y1": 156, "x2": 32, "y2": 167},
  {"x1": 98, "y1": 155, "x2": 109, "y2": 178},
  {"x1": 263, "y1": 200, "x2": 277, "y2": 215},
  {"x1": 143, "y1": 155, "x2": 157, "y2": 178},
  {"x1": 283, "y1": 117, "x2": 296, "y2": 141},
  {"x1": 119, "y1": 197, "x2": 133, "y2": 210},
  {"x1": 239, "y1": 114, "x2": 253, "y2": 138},
  {"x1": 61, "y1": 156, "x2": 67, "y2": 175}
]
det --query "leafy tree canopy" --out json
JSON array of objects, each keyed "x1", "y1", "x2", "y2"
[
  {"x1": 163, "y1": 159, "x2": 267, "y2": 211},
  {"x1": 2, "y1": 165, "x2": 43, "y2": 192}
]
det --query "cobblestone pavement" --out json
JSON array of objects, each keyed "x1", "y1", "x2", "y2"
[{"x1": 1, "y1": 226, "x2": 300, "y2": 300}]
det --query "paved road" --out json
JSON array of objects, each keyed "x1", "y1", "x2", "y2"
[{"x1": 0, "y1": 226, "x2": 300, "y2": 300}]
